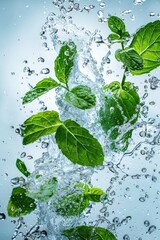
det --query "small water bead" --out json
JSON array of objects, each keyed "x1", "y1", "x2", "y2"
[
  {"x1": 121, "y1": 10, "x2": 132, "y2": 15},
  {"x1": 40, "y1": 68, "x2": 50, "y2": 74},
  {"x1": 20, "y1": 152, "x2": 26, "y2": 158},
  {"x1": 15, "y1": 128, "x2": 21, "y2": 134},
  {"x1": 149, "y1": 76, "x2": 160, "y2": 90},
  {"x1": 149, "y1": 101, "x2": 155, "y2": 105},
  {"x1": 11, "y1": 177, "x2": 20, "y2": 185},
  {"x1": 107, "y1": 69, "x2": 112, "y2": 74},
  {"x1": 123, "y1": 234, "x2": 130, "y2": 240},
  {"x1": 100, "y1": 207, "x2": 107, "y2": 213},
  {"x1": 99, "y1": 2, "x2": 105, "y2": 8},
  {"x1": 141, "y1": 168, "x2": 147, "y2": 173},
  {"x1": 148, "y1": 118, "x2": 155, "y2": 124},
  {"x1": 152, "y1": 176, "x2": 157, "y2": 182},
  {"x1": 94, "y1": 33, "x2": 103, "y2": 43},
  {"x1": 74, "y1": 3, "x2": 80, "y2": 11},
  {"x1": 38, "y1": 57, "x2": 45, "y2": 63},
  {"x1": 150, "y1": 12, "x2": 156, "y2": 17},
  {"x1": 27, "y1": 155, "x2": 33, "y2": 160},
  {"x1": 139, "y1": 197, "x2": 145, "y2": 202},
  {"x1": 140, "y1": 150, "x2": 146, "y2": 155},
  {"x1": 97, "y1": 10, "x2": 104, "y2": 18},
  {"x1": 41, "y1": 142, "x2": 49, "y2": 149},
  {"x1": 144, "y1": 220, "x2": 150, "y2": 227},
  {"x1": 133, "y1": 0, "x2": 146, "y2": 5},
  {"x1": 147, "y1": 225, "x2": 157, "y2": 234},
  {"x1": 0, "y1": 213, "x2": 6, "y2": 220},
  {"x1": 142, "y1": 93, "x2": 148, "y2": 100},
  {"x1": 112, "y1": 217, "x2": 120, "y2": 225}
]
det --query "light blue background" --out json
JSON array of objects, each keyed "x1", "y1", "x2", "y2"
[{"x1": 0, "y1": 0, "x2": 160, "y2": 239}]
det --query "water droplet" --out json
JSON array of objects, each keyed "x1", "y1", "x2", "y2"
[
  {"x1": 20, "y1": 152, "x2": 26, "y2": 158},
  {"x1": 133, "y1": 0, "x2": 146, "y2": 5},
  {"x1": 147, "y1": 225, "x2": 156, "y2": 234},
  {"x1": 15, "y1": 128, "x2": 20, "y2": 134},
  {"x1": 139, "y1": 197, "x2": 145, "y2": 202},
  {"x1": 40, "y1": 68, "x2": 50, "y2": 74},
  {"x1": 100, "y1": 207, "x2": 107, "y2": 213},
  {"x1": 107, "y1": 69, "x2": 112, "y2": 74},
  {"x1": 94, "y1": 33, "x2": 103, "y2": 43},
  {"x1": 123, "y1": 234, "x2": 130, "y2": 240},
  {"x1": 122, "y1": 10, "x2": 132, "y2": 15},
  {"x1": 141, "y1": 167, "x2": 147, "y2": 173},
  {"x1": 97, "y1": 10, "x2": 104, "y2": 18},
  {"x1": 0, "y1": 213, "x2": 6, "y2": 220},
  {"x1": 11, "y1": 177, "x2": 20, "y2": 185},
  {"x1": 150, "y1": 12, "x2": 156, "y2": 17},
  {"x1": 99, "y1": 2, "x2": 105, "y2": 8},
  {"x1": 152, "y1": 176, "x2": 157, "y2": 182},
  {"x1": 140, "y1": 150, "x2": 146, "y2": 155},
  {"x1": 148, "y1": 118, "x2": 155, "y2": 124},
  {"x1": 41, "y1": 142, "x2": 49, "y2": 149},
  {"x1": 144, "y1": 220, "x2": 150, "y2": 227},
  {"x1": 113, "y1": 217, "x2": 119, "y2": 225},
  {"x1": 38, "y1": 57, "x2": 45, "y2": 63},
  {"x1": 149, "y1": 76, "x2": 160, "y2": 90}
]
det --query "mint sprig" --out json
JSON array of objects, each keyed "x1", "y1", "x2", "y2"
[
  {"x1": 100, "y1": 81, "x2": 140, "y2": 152},
  {"x1": 63, "y1": 225, "x2": 117, "y2": 240},
  {"x1": 23, "y1": 42, "x2": 96, "y2": 110},
  {"x1": 22, "y1": 111, "x2": 104, "y2": 167},
  {"x1": 16, "y1": 159, "x2": 30, "y2": 177},
  {"x1": 54, "y1": 182, "x2": 106, "y2": 216},
  {"x1": 7, "y1": 187, "x2": 36, "y2": 217},
  {"x1": 130, "y1": 20, "x2": 160, "y2": 75}
]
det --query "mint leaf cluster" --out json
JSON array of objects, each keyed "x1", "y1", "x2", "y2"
[{"x1": 23, "y1": 42, "x2": 96, "y2": 110}]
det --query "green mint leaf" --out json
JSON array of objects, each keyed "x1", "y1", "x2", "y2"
[
  {"x1": 65, "y1": 85, "x2": 96, "y2": 110},
  {"x1": 27, "y1": 177, "x2": 58, "y2": 202},
  {"x1": 110, "y1": 129, "x2": 133, "y2": 152},
  {"x1": 7, "y1": 187, "x2": 36, "y2": 217},
  {"x1": 108, "y1": 33, "x2": 120, "y2": 42},
  {"x1": 122, "y1": 31, "x2": 130, "y2": 39},
  {"x1": 54, "y1": 183, "x2": 89, "y2": 216},
  {"x1": 130, "y1": 20, "x2": 160, "y2": 75},
  {"x1": 55, "y1": 120, "x2": 104, "y2": 167},
  {"x1": 22, "y1": 111, "x2": 62, "y2": 145},
  {"x1": 100, "y1": 81, "x2": 140, "y2": 152},
  {"x1": 16, "y1": 159, "x2": 30, "y2": 177},
  {"x1": 108, "y1": 16, "x2": 126, "y2": 37},
  {"x1": 63, "y1": 226, "x2": 117, "y2": 240},
  {"x1": 54, "y1": 42, "x2": 77, "y2": 84},
  {"x1": 23, "y1": 78, "x2": 59, "y2": 104},
  {"x1": 115, "y1": 48, "x2": 143, "y2": 70},
  {"x1": 86, "y1": 187, "x2": 106, "y2": 202}
]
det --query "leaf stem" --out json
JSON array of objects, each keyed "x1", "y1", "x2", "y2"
[
  {"x1": 60, "y1": 84, "x2": 70, "y2": 91},
  {"x1": 121, "y1": 42, "x2": 124, "y2": 50},
  {"x1": 121, "y1": 66, "x2": 128, "y2": 88}
]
